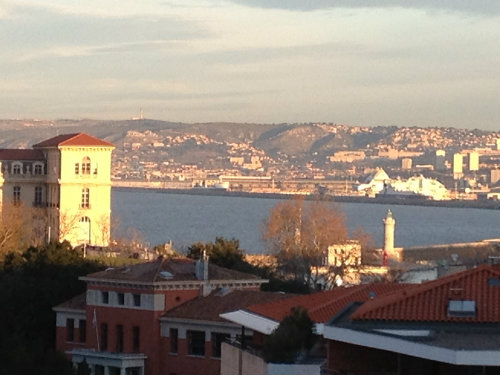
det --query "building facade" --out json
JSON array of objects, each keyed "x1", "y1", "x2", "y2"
[
  {"x1": 54, "y1": 257, "x2": 270, "y2": 375},
  {"x1": 0, "y1": 133, "x2": 114, "y2": 247}
]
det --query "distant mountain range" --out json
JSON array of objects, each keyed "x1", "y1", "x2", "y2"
[{"x1": 0, "y1": 119, "x2": 498, "y2": 170}]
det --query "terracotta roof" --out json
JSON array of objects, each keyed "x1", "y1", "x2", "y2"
[
  {"x1": 0, "y1": 149, "x2": 45, "y2": 160},
  {"x1": 352, "y1": 264, "x2": 500, "y2": 323},
  {"x1": 83, "y1": 257, "x2": 263, "y2": 284},
  {"x1": 33, "y1": 133, "x2": 114, "y2": 148},
  {"x1": 53, "y1": 293, "x2": 86, "y2": 311},
  {"x1": 162, "y1": 290, "x2": 291, "y2": 322},
  {"x1": 246, "y1": 283, "x2": 408, "y2": 323}
]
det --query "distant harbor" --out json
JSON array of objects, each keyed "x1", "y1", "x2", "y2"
[{"x1": 113, "y1": 181, "x2": 500, "y2": 210}]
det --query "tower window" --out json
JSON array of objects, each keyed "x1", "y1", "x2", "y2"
[
  {"x1": 34, "y1": 186, "x2": 43, "y2": 206},
  {"x1": 13, "y1": 186, "x2": 21, "y2": 205},
  {"x1": 34, "y1": 163, "x2": 43, "y2": 175},
  {"x1": 75, "y1": 163, "x2": 80, "y2": 175},
  {"x1": 12, "y1": 163, "x2": 22, "y2": 174},
  {"x1": 82, "y1": 157, "x2": 91, "y2": 175},
  {"x1": 81, "y1": 188, "x2": 90, "y2": 209}
]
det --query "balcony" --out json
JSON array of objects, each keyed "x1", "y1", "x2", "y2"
[{"x1": 69, "y1": 348, "x2": 147, "y2": 375}]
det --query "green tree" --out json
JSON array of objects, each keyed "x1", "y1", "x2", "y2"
[
  {"x1": 263, "y1": 307, "x2": 315, "y2": 363},
  {"x1": 187, "y1": 237, "x2": 246, "y2": 269},
  {"x1": 0, "y1": 241, "x2": 103, "y2": 374}
]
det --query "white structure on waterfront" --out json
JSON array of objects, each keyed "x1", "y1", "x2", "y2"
[
  {"x1": 383, "y1": 210, "x2": 396, "y2": 254},
  {"x1": 389, "y1": 175, "x2": 449, "y2": 200},
  {"x1": 358, "y1": 168, "x2": 449, "y2": 200}
]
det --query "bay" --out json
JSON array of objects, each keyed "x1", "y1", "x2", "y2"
[{"x1": 111, "y1": 189, "x2": 500, "y2": 253}]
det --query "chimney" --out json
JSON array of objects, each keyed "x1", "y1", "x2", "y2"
[{"x1": 195, "y1": 250, "x2": 211, "y2": 296}]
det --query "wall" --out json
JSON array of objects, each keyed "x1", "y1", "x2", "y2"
[
  {"x1": 220, "y1": 342, "x2": 267, "y2": 375},
  {"x1": 58, "y1": 146, "x2": 113, "y2": 246}
]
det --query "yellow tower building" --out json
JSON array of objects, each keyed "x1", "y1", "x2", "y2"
[{"x1": 0, "y1": 133, "x2": 114, "y2": 248}]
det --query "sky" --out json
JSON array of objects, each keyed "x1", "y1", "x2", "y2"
[{"x1": 0, "y1": 0, "x2": 499, "y2": 130}]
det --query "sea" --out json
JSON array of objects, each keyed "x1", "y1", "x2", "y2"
[{"x1": 111, "y1": 188, "x2": 500, "y2": 254}]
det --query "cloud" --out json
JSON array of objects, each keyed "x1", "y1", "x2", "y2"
[
  {"x1": 0, "y1": 1, "x2": 208, "y2": 61},
  {"x1": 228, "y1": 0, "x2": 500, "y2": 16}
]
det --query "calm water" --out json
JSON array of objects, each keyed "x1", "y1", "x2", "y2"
[{"x1": 111, "y1": 189, "x2": 500, "y2": 253}]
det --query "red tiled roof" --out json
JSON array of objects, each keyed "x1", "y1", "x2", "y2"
[
  {"x1": 162, "y1": 290, "x2": 291, "y2": 322},
  {"x1": 0, "y1": 149, "x2": 45, "y2": 160},
  {"x1": 53, "y1": 293, "x2": 86, "y2": 311},
  {"x1": 84, "y1": 257, "x2": 263, "y2": 284},
  {"x1": 33, "y1": 133, "x2": 114, "y2": 148},
  {"x1": 246, "y1": 283, "x2": 408, "y2": 323},
  {"x1": 352, "y1": 265, "x2": 500, "y2": 323}
]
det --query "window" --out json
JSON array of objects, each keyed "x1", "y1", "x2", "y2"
[
  {"x1": 13, "y1": 186, "x2": 21, "y2": 205},
  {"x1": 34, "y1": 163, "x2": 43, "y2": 175},
  {"x1": 34, "y1": 186, "x2": 43, "y2": 206},
  {"x1": 100, "y1": 323, "x2": 108, "y2": 350},
  {"x1": 170, "y1": 328, "x2": 178, "y2": 354},
  {"x1": 448, "y1": 300, "x2": 476, "y2": 317},
  {"x1": 82, "y1": 157, "x2": 91, "y2": 175},
  {"x1": 133, "y1": 294, "x2": 141, "y2": 307},
  {"x1": 187, "y1": 330, "x2": 205, "y2": 356},
  {"x1": 12, "y1": 163, "x2": 22, "y2": 174},
  {"x1": 66, "y1": 318, "x2": 75, "y2": 342},
  {"x1": 79, "y1": 319, "x2": 86, "y2": 343},
  {"x1": 132, "y1": 326, "x2": 140, "y2": 353},
  {"x1": 75, "y1": 163, "x2": 80, "y2": 175},
  {"x1": 116, "y1": 324, "x2": 124, "y2": 353},
  {"x1": 118, "y1": 293, "x2": 125, "y2": 305},
  {"x1": 102, "y1": 291, "x2": 109, "y2": 304},
  {"x1": 81, "y1": 188, "x2": 90, "y2": 208},
  {"x1": 211, "y1": 333, "x2": 229, "y2": 358}
]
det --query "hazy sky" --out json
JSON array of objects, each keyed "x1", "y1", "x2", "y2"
[{"x1": 1, "y1": 0, "x2": 499, "y2": 130}]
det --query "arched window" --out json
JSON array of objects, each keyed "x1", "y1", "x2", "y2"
[
  {"x1": 81, "y1": 157, "x2": 91, "y2": 175},
  {"x1": 79, "y1": 216, "x2": 91, "y2": 244},
  {"x1": 12, "y1": 162, "x2": 22, "y2": 175},
  {"x1": 81, "y1": 188, "x2": 90, "y2": 209},
  {"x1": 33, "y1": 163, "x2": 44, "y2": 175}
]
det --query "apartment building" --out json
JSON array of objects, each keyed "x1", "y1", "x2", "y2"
[{"x1": 54, "y1": 256, "x2": 271, "y2": 375}]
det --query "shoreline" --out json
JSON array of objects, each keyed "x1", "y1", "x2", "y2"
[{"x1": 112, "y1": 185, "x2": 500, "y2": 210}]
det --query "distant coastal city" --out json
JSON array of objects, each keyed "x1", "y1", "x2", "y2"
[
  {"x1": 106, "y1": 120, "x2": 500, "y2": 205},
  {"x1": 2, "y1": 1, "x2": 500, "y2": 374}
]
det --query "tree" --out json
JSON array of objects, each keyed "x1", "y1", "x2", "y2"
[
  {"x1": 0, "y1": 241, "x2": 103, "y2": 373},
  {"x1": 263, "y1": 307, "x2": 315, "y2": 363},
  {"x1": 187, "y1": 237, "x2": 246, "y2": 269},
  {"x1": 0, "y1": 202, "x2": 30, "y2": 260},
  {"x1": 262, "y1": 197, "x2": 348, "y2": 286}
]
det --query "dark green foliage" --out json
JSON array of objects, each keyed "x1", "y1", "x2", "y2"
[
  {"x1": 187, "y1": 237, "x2": 245, "y2": 269},
  {"x1": 187, "y1": 237, "x2": 311, "y2": 294},
  {"x1": 0, "y1": 241, "x2": 104, "y2": 374},
  {"x1": 263, "y1": 307, "x2": 315, "y2": 363}
]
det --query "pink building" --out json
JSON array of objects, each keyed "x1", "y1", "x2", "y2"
[{"x1": 54, "y1": 256, "x2": 271, "y2": 375}]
